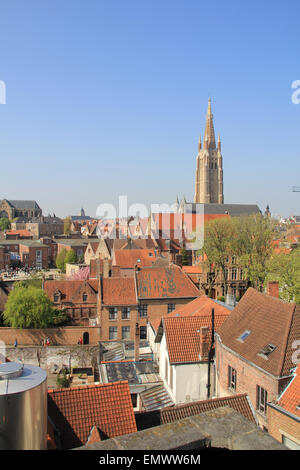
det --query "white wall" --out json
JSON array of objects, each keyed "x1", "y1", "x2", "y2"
[
  {"x1": 159, "y1": 331, "x2": 215, "y2": 405},
  {"x1": 147, "y1": 323, "x2": 160, "y2": 363}
]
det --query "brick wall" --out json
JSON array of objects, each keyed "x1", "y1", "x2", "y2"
[
  {"x1": 267, "y1": 405, "x2": 300, "y2": 447},
  {"x1": 140, "y1": 298, "x2": 196, "y2": 326},
  {"x1": 0, "y1": 326, "x2": 101, "y2": 346},
  {"x1": 215, "y1": 337, "x2": 285, "y2": 428}
]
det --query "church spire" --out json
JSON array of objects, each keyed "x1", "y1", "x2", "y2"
[
  {"x1": 204, "y1": 97, "x2": 216, "y2": 149},
  {"x1": 198, "y1": 135, "x2": 202, "y2": 152}
]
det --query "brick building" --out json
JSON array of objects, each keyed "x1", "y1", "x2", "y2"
[
  {"x1": 0, "y1": 199, "x2": 42, "y2": 219},
  {"x1": 0, "y1": 240, "x2": 49, "y2": 269},
  {"x1": 267, "y1": 364, "x2": 300, "y2": 449},
  {"x1": 215, "y1": 287, "x2": 300, "y2": 429}
]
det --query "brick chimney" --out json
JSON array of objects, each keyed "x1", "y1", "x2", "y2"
[
  {"x1": 103, "y1": 258, "x2": 110, "y2": 278},
  {"x1": 134, "y1": 322, "x2": 140, "y2": 362},
  {"x1": 199, "y1": 326, "x2": 209, "y2": 360},
  {"x1": 96, "y1": 259, "x2": 103, "y2": 324},
  {"x1": 267, "y1": 281, "x2": 279, "y2": 298},
  {"x1": 111, "y1": 265, "x2": 121, "y2": 277}
]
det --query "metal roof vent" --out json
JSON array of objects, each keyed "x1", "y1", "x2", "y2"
[{"x1": 0, "y1": 362, "x2": 24, "y2": 380}]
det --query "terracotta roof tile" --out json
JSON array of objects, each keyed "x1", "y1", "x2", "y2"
[
  {"x1": 164, "y1": 314, "x2": 230, "y2": 364},
  {"x1": 217, "y1": 288, "x2": 300, "y2": 377},
  {"x1": 160, "y1": 394, "x2": 257, "y2": 425},
  {"x1": 102, "y1": 277, "x2": 137, "y2": 306},
  {"x1": 277, "y1": 365, "x2": 300, "y2": 418},
  {"x1": 48, "y1": 381, "x2": 137, "y2": 449},
  {"x1": 113, "y1": 249, "x2": 157, "y2": 269},
  {"x1": 136, "y1": 264, "x2": 200, "y2": 300}
]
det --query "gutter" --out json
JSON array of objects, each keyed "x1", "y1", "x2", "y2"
[
  {"x1": 215, "y1": 334, "x2": 294, "y2": 382},
  {"x1": 267, "y1": 402, "x2": 300, "y2": 423}
]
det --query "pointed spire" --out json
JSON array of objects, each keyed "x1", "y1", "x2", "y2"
[
  {"x1": 217, "y1": 134, "x2": 221, "y2": 151},
  {"x1": 204, "y1": 97, "x2": 216, "y2": 149},
  {"x1": 198, "y1": 135, "x2": 202, "y2": 152}
]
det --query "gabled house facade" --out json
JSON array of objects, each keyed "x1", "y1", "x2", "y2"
[
  {"x1": 215, "y1": 287, "x2": 300, "y2": 429},
  {"x1": 155, "y1": 309, "x2": 230, "y2": 405}
]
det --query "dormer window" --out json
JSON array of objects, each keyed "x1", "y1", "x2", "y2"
[
  {"x1": 82, "y1": 293, "x2": 88, "y2": 302},
  {"x1": 53, "y1": 293, "x2": 60, "y2": 303},
  {"x1": 259, "y1": 344, "x2": 276, "y2": 357}
]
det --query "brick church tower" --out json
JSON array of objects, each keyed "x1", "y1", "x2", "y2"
[{"x1": 194, "y1": 99, "x2": 224, "y2": 204}]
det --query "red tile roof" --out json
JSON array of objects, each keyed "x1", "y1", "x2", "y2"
[
  {"x1": 102, "y1": 277, "x2": 137, "y2": 306},
  {"x1": 277, "y1": 365, "x2": 300, "y2": 418},
  {"x1": 136, "y1": 264, "x2": 200, "y2": 300},
  {"x1": 48, "y1": 381, "x2": 137, "y2": 449},
  {"x1": 163, "y1": 313, "x2": 230, "y2": 364},
  {"x1": 168, "y1": 295, "x2": 232, "y2": 318},
  {"x1": 114, "y1": 249, "x2": 156, "y2": 269},
  {"x1": 217, "y1": 287, "x2": 300, "y2": 377},
  {"x1": 6, "y1": 229, "x2": 32, "y2": 238},
  {"x1": 160, "y1": 393, "x2": 257, "y2": 425},
  {"x1": 44, "y1": 279, "x2": 98, "y2": 303}
]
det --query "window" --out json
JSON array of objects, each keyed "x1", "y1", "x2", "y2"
[
  {"x1": 256, "y1": 386, "x2": 268, "y2": 415},
  {"x1": 139, "y1": 304, "x2": 148, "y2": 317},
  {"x1": 140, "y1": 326, "x2": 147, "y2": 340},
  {"x1": 231, "y1": 268, "x2": 237, "y2": 280},
  {"x1": 131, "y1": 394, "x2": 137, "y2": 408},
  {"x1": 109, "y1": 327, "x2": 117, "y2": 340},
  {"x1": 259, "y1": 344, "x2": 276, "y2": 357},
  {"x1": 238, "y1": 330, "x2": 251, "y2": 342},
  {"x1": 282, "y1": 435, "x2": 300, "y2": 450},
  {"x1": 228, "y1": 366, "x2": 237, "y2": 391},
  {"x1": 168, "y1": 303, "x2": 176, "y2": 313},
  {"x1": 122, "y1": 307, "x2": 130, "y2": 320},
  {"x1": 82, "y1": 293, "x2": 88, "y2": 302},
  {"x1": 122, "y1": 326, "x2": 130, "y2": 340},
  {"x1": 109, "y1": 307, "x2": 118, "y2": 320},
  {"x1": 53, "y1": 294, "x2": 60, "y2": 303}
]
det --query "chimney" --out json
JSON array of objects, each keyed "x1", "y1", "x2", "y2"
[
  {"x1": 199, "y1": 326, "x2": 209, "y2": 360},
  {"x1": 111, "y1": 265, "x2": 121, "y2": 277},
  {"x1": 103, "y1": 258, "x2": 110, "y2": 278},
  {"x1": 96, "y1": 259, "x2": 103, "y2": 324},
  {"x1": 134, "y1": 322, "x2": 140, "y2": 362},
  {"x1": 267, "y1": 281, "x2": 279, "y2": 298}
]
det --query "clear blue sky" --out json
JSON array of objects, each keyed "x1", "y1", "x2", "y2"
[{"x1": 0, "y1": 0, "x2": 299, "y2": 218}]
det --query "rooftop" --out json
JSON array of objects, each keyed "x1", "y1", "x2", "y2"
[
  {"x1": 217, "y1": 287, "x2": 300, "y2": 377},
  {"x1": 48, "y1": 381, "x2": 137, "y2": 449}
]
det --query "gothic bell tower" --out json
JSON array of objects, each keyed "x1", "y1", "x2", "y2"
[{"x1": 194, "y1": 98, "x2": 224, "y2": 204}]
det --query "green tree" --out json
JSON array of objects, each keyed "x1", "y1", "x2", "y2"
[
  {"x1": 64, "y1": 248, "x2": 77, "y2": 267},
  {"x1": 56, "y1": 369, "x2": 70, "y2": 388},
  {"x1": 56, "y1": 248, "x2": 67, "y2": 272},
  {"x1": 3, "y1": 286, "x2": 55, "y2": 328},
  {"x1": 0, "y1": 218, "x2": 11, "y2": 231},
  {"x1": 200, "y1": 218, "x2": 235, "y2": 296},
  {"x1": 64, "y1": 216, "x2": 72, "y2": 235},
  {"x1": 267, "y1": 248, "x2": 300, "y2": 303},
  {"x1": 14, "y1": 273, "x2": 43, "y2": 289},
  {"x1": 232, "y1": 214, "x2": 275, "y2": 291},
  {"x1": 180, "y1": 248, "x2": 189, "y2": 266}
]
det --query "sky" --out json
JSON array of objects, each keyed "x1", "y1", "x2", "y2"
[{"x1": 0, "y1": 0, "x2": 299, "y2": 219}]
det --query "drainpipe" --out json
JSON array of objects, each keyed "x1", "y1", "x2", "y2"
[{"x1": 206, "y1": 307, "x2": 215, "y2": 400}]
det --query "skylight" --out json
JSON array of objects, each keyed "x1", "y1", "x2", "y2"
[{"x1": 238, "y1": 330, "x2": 251, "y2": 342}]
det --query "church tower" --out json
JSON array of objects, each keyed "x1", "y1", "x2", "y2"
[{"x1": 194, "y1": 98, "x2": 224, "y2": 204}]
